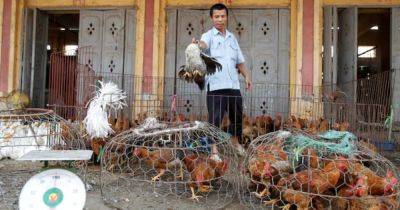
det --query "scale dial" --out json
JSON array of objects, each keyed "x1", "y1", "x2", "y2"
[{"x1": 19, "y1": 169, "x2": 86, "y2": 210}]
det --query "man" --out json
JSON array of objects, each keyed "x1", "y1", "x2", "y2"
[{"x1": 194, "y1": 3, "x2": 252, "y2": 155}]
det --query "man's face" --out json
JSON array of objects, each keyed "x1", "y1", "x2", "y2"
[{"x1": 211, "y1": 9, "x2": 227, "y2": 31}]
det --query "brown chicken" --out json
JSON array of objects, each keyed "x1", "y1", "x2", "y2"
[
  {"x1": 333, "y1": 121, "x2": 350, "y2": 131},
  {"x1": 267, "y1": 157, "x2": 349, "y2": 209},
  {"x1": 248, "y1": 142, "x2": 290, "y2": 198},
  {"x1": 242, "y1": 115, "x2": 256, "y2": 144},
  {"x1": 133, "y1": 147, "x2": 181, "y2": 181},
  {"x1": 274, "y1": 113, "x2": 282, "y2": 131},
  {"x1": 285, "y1": 115, "x2": 302, "y2": 129},
  {"x1": 350, "y1": 163, "x2": 398, "y2": 196},
  {"x1": 333, "y1": 176, "x2": 363, "y2": 209},
  {"x1": 318, "y1": 118, "x2": 329, "y2": 132},
  {"x1": 220, "y1": 115, "x2": 230, "y2": 132},
  {"x1": 345, "y1": 176, "x2": 399, "y2": 210},
  {"x1": 182, "y1": 153, "x2": 229, "y2": 201},
  {"x1": 122, "y1": 117, "x2": 130, "y2": 131},
  {"x1": 306, "y1": 120, "x2": 319, "y2": 134}
]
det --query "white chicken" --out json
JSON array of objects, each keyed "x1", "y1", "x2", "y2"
[{"x1": 178, "y1": 43, "x2": 222, "y2": 90}]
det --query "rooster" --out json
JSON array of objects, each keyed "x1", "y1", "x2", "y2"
[
  {"x1": 182, "y1": 153, "x2": 229, "y2": 201},
  {"x1": 178, "y1": 43, "x2": 222, "y2": 90}
]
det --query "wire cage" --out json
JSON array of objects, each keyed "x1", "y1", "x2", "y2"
[
  {"x1": 238, "y1": 130, "x2": 400, "y2": 209},
  {"x1": 0, "y1": 108, "x2": 87, "y2": 209},
  {"x1": 100, "y1": 118, "x2": 239, "y2": 209}
]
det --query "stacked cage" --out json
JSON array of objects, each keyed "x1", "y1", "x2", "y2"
[
  {"x1": 0, "y1": 108, "x2": 87, "y2": 209},
  {"x1": 100, "y1": 118, "x2": 239, "y2": 209},
  {"x1": 239, "y1": 130, "x2": 400, "y2": 209}
]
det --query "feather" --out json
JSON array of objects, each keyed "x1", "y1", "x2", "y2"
[
  {"x1": 83, "y1": 81, "x2": 127, "y2": 138},
  {"x1": 178, "y1": 43, "x2": 222, "y2": 91},
  {"x1": 200, "y1": 52, "x2": 222, "y2": 74}
]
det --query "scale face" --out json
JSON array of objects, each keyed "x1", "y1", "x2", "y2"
[{"x1": 19, "y1": 169, "x2": 86, "y2": 210}]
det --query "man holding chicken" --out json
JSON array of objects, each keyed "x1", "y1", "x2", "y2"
[{"x1": 193, "y1": 3, "x2": 252, "y2": 156}]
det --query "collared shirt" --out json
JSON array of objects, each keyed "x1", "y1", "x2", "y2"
[{"x1": 201, "y1": 27, "x2": 245, "y2": 91}]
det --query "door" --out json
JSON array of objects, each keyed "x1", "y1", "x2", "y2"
[
  {"x1": 21, "y1": 9, "x2": 34, "y2": 96},
  {"x1": 21, "y1": 9, "x2": 49, "y2": 108},
  {"x1": 77, "y1": 9, "x2": 135, "y2": 106},
  {"x1": 337, "y1": 7, "x2": 358, "y2": 102},
  {"x1": 165, "y1": 9, "x2": 290, "y2": 118}
]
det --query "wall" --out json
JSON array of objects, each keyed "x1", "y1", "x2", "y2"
[{"x1": 2, "y1": 0, "x2": 400, "y2": 97}]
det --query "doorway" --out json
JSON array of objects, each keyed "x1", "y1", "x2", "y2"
[{"x1": 323, "y1": 7, "x2": 394, "y2": 106}]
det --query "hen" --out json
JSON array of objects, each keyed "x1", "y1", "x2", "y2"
[
  {"x1": 248, "y1": 141, "x2": 290, "y2": 198},
  {"x1": 345, "y1": 176, "x2": 399, "y2": 210},
  {"x1": 267, "y1": 157, "x2": 349, "y2": 209},
  {"x1": 133, "y1": 147, "x2": 181, "y2": 181},
  {"x1": 182, "y1": 153, "x2": 229, "y2": 201},
  {"x1": 178, "y1": 43, "x2": 222, "y2": 90},
  {"x1": 350, "y1": 162, "x2": 398, "y2": 196}
]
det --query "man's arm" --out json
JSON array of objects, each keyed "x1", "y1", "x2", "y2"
[{"x1": 237, "y1": 63, "x2": 252, "y2": 91}]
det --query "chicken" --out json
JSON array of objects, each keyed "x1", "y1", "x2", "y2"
[
  {"x1": 300, "y1": 148, "x2": 319, "y2": 169},
  {"x1": 273, "y1": 114, "x2": 282, "y2": 131},
  {"x1": 318, "y1": 118, "x2": 329, "y2": 133},
  {"x1": 285, "y1": 115, "x2": 302, "y2": 129},
  {"x1": 345, "y1": 176, "x2": 399, "y2": 210},
  {"x1": 133, "y1": 147, "x2": 181, "y2": 181},
  {"x1": 174, "y1": 113, "x2": 186, "y2": 124},
  {"x1": 242, "y1": 115, "x2": 256, "y2": 144},
  {"x1": 306, "y1": 120, "x2": 318, "y2": 134},
  {"x1": 122, "y1": 117, "x2": 130, "y2": 131},
  {"x1": 267, "y1": 157, "x2": 349, "y2": 209},
  {"x1": 350, "y1": 162, "x2": 398, "y2": 196},
  {"x1": 254, "y1": 115, "x2": 274, "y2": 135},
  {"x1": 114, "y1": 116, "x2": 124, "y2": 132},
  {"x1": 220, "y1": 115, "x2": 230, "y2": 132},
  {"x1": 265, "y1": 188, "x2": 311, "y2": 210},
  {"x1": 333, "y1": 176, "x2": 363, "y2": 209},
  {"x1": 178, "y1": 43, "x2": 222, "y2": 90},
  {"x1": 333, "y1": 121, "x2": 350, "y2": 131},
  {"x1": 182, "y1": 153, "x2": 229, "y2": 201},
  {"x1": 248, "y1": 142, "x2": 290, "y2": 198}
]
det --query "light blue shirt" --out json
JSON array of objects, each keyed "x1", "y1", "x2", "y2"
[{"x1": 201, "y1": 27, "x2": 245, "y2": 91}]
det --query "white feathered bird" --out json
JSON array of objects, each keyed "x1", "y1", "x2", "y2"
[
  {"x1": 83, "y1": 81, "x2": 127, "y2": 138},
  {"x1": 178, "y1": 43, "x2": 222, "y2": 90}
]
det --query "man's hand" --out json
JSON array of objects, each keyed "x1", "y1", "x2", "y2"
[
  {"x1": 237, "y1": 63, "x2": 252, "y2": 91},
  {"x1": 245, "y1": 77, "x2": 252, "y2": 91},
  {"x1": 192, "y1": 37, "x2": 207, "y2": 49}
]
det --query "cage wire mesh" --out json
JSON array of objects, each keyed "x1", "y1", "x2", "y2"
[
  {"x1": 100, "y1": 118, "x2": 240, "y2": 209},
  {"x1": 0, "y1": 108, "x2": 87, "y2": 209},
  {"x1": 239, "y1": 130, "x2": 400, "y2": 209}
]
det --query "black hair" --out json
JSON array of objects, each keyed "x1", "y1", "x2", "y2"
[{"x1": 210, "y1": 3, "x2": 228, "y2": 17}]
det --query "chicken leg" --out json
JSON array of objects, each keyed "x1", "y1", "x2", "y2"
[
  {"x1": 151, "y1": 169, "x2": 165, "y2": 181},
  {"x1": 189, "y1": 186, "x2": 202, "y2": 202},
  {"x1": 282, "y1": 204, "x2": 292, "y2": 210},
  {"x1": 252, "y1": 187, "x2": 269, "y2": 198},
  {"x1": 176, "y1": 165, "x2": 184, "y2": 180},
  {"x1": 264, "y1": 199, "x2": 278, "y2": 206}
]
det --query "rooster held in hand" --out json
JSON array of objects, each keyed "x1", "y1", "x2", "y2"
[{"x1": 178, "y1": 43, "x2": 222, "y2": 90}]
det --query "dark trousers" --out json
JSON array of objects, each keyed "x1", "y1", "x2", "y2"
[{"x1": 207, "y1": 89, "x2": 243, "y2": 144}]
